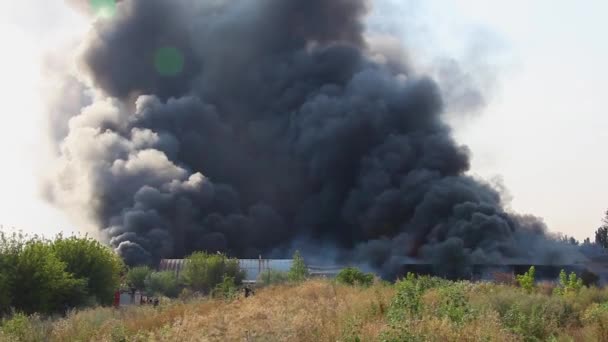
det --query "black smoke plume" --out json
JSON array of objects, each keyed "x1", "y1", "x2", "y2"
[{"x1": 47, "y1": 0, "x2": 578, "y2": 277}]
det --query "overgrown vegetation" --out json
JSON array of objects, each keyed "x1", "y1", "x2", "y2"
[
  {"x1": 256, "y1": 269, "x2": 289, "y2": 286},
  {"x1": 0, "y1": 231, "x2": 124, "y2": 316},
  {"x1": 515, "y1": 266, "x2": 536, "y2": 293},
  {"x1": 336, "y1": 267, "x2": 374, "y2": 287},
  {"x1": 288, "y1": 250, "x2": 309, "y2": 282},
  {"x1": 181, "y1": 251, "x2": 244, "y2": 294},
  {"x1": 4, "y1": 276, "x2": 608, "y2": 341}
]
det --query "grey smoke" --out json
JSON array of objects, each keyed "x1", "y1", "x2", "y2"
[{"x1": 47, "y1": 0, "x2": 579, "y2": 277}]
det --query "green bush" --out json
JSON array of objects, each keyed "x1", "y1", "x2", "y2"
[
  {"x1": 288, "y1": 250, "x2": 309, "y2": 282},
  {"x1": 257, "y1": 269, "x2": 289, "y2": 286},
  {"x1": 10, "y1": 240, "x2": 87, "y2": 314},
  {"x1": 554, "y1": 270, "x2": 583, "y2": 296},
  {"x1": 336, "y1": 267, "x2": 374, "y2": 287},
  {"x1": 145, "y1": 271, "x2": 180, "y2": 298},
  {"x1": 51, "y1": 235, "x2": 125, "y2": 306},
  {"x1": 583, "y1": 302, "x2": 608, "y2": 341},
  {"x1": 1, "y1": 231, "x2": 126, "y2": 315},
  {"x1": 182, "y1": 252, "x2": 244, "y2": 294},
  {"x1": 432, "y1": 283, "x2": 475, "y2": 324},
  {"x1": 387, "y1": 273, "x2": 447, "y2": 323},
  {"x1": 516, "y1": 266, "x2": 535, "y2": 293},
  {"x1": 126, "y1": 266, "x2": 152, "y2": 291},
  {"x1": 212, "y1": 276, "x2": 238, "y2": 300}
]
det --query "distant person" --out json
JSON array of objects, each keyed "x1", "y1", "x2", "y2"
[{"x1": 244, "y1": 286, "x2": 254, "y2": 298}]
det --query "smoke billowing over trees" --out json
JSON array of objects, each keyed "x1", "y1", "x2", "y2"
[{"x1": 46, "y1": 0, "x2": 579, "y2": 277}]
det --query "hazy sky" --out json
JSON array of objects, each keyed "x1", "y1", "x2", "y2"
[{"x1": 0, "y1": 0, "x2": 606, "y2": 241}]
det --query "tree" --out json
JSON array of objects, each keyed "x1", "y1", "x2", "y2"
[
  {"x1": 595, "y1": 227, "x2": 608, "y2": 249},
  {"x1": 557, "y1": 233, "x2": 579, "y2": 245},
  {"x1": 516, "y1": 266, "x2": 535, "y2": 293},
  {"x1": 554, "y1": 269, "x2": 583, "y2": 295},
  {"x1": 182, "y1": 252, "x2": 244, "y2": 294},
  {"x1": 288, "y1": 250, "x2": 309, "y2": 282},
  {"x1": 145, "y1": 271, "x2": 180, "y2": 298},
  {"x1": 51, "y1": 235, "x2": 125, "y2": 306},
  {"x1": 10, "y1": 240, "x2": 87, "y2": 314},
  {"x1": 596, "y1": 210, "x2": 608, "y2": 248},
  {"x1": 126, "y1": 266, "x2": 152, "y2": 290}
]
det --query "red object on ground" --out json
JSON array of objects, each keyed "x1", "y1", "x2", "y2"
[{"x1": 113, "y1": 290, "x2": 120, "y2": 308}]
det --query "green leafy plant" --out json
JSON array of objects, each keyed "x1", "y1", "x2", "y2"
[
  {"x1": 288, "y1": 250, "x2": 309, "y2": 282},
  {"x1": 336, "y1": 267, "x2": 374, "y2": 287},
  {"x1": 387, "y1": 273, "x2": 446, "y2": 323},
  {"x1": 51, "y1": 235, "x2": 125, "y2": 306},
  {"x1": 554, "y1": 270, "x2": 583, "y2": 296},
  {"x1": 212, "y1": 276, "x2": 238, "y2": 300},
  {"x1": 516, "y1": 266, "x2": 535, "y2": 293},
  {"x1": 126, "y1": 266, "x2": 152, "y2": 291},
  {"x1": 182, "y1": 252, "x2": 244, "y2": 294},
  {"x1": 145, "y1": 271, "x2": 180, "y2": 298}
]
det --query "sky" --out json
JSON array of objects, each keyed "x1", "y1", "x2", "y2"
[{"x1": 0, "y1": 0, "x2": 606, "y2": 241}]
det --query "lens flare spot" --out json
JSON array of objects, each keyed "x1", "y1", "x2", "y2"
[
  {"x1": 90, "y1": 0, "x2": 116, "y2": 19},
  {"x1": 154, "y1": 47, "x2": 185, "y2": 77}
]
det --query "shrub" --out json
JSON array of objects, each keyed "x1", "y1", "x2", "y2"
[
  {"x1": 145, "y1": 271, "x2": 180, "y2": 298},
  {"x1": 182, "y1": 252, "x2": 244, "y2": 294},
  {"x1": 127, "y1": 266, "x2": 152, "y2": 291},
  {"x1": 554, "y1": 269, "x2": 583, "y2": 296},
  {"x1": 10, "y1": 240, "x2": 87, "y2": 314},
  {"x1": 51, "y1": 235, "x2": 124, "y2": 306},
  {"x1": 583, "y1": 302, "x2": 608, "y2": 341},
  {"x1": 212, "y1": 276, "x2": 239, "y2": 300},
  {"x1": 336, "y1": 267, "x2": 374, "y2": 287},
  {"x1": 432, "y1": 283, "x2": 475, "y2": 324},
  {"x1": 387, "y1": 273, "x2": 447, "y2": 323},
  {"x1": 288, "y1": 250, "x2": 309, "y2": 282},
  {"x1": 515, "y1": 266, "x2": 535, "y2": 293},
  {"x1": 257, "y1": 269, "x2": 289, "y2": 286}
]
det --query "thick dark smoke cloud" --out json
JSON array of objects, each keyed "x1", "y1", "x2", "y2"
[{"x1": 48, "y1": 0, "x2": 578, "y2": 276}]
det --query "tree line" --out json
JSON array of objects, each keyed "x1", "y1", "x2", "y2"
[{"x1": 0, "y1": 231, "x2": 124, "y2": 317}]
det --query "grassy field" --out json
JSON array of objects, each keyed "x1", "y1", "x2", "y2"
[{"x1": 3, "y1": 277, "x2": 608, "y2": 341}]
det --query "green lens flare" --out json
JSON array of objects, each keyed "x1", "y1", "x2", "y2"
[
  {"x1": 90, "y1": 0, "x2": 116, "y2": 18},
  {"x1": 154, "y1": 47, "x2": 185, "y2": 77}
]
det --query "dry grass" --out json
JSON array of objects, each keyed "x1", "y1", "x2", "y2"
[
  {"x1": 0, "y1": 280, "x2": 394, "y2": 342},
  {"x1": 4, "y1": 279, "x2": 608, "y2": 341}
]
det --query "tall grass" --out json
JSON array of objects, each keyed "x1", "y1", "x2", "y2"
[{"x1": 3, "y1": 278, "x2": 608, "y2": 341}]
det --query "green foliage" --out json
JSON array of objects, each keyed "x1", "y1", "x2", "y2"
[
  {"x1": 212, "y1": 276, "x2": 238, "y2": 300},
  {"x1": 516, "y1": 266, "x2": 535, "y2": 293},
  {"x1": 51, "y1": 235, "x2": 124, "y2": 306},
  {"x1": 257, "y1": 269, "x2": 289, "y2": 286},
  {"x1": 554, "y1": 270, "x2": 583, "y2": 296},
  {"x1": 182, "y1": 252, "x2": 244, "y2": 294},
  {"x1": 432, "y1": 283, "x2": 475, "y2": 324},
  {"x1": 10, "y1": 240, "x2": 87, "y2": 314},
  {"x1": 336, "y1": 267, "x2": 374, "y2": 287},
  {"x1": 387, "y1": 273, "x2": 446, "y2": 323},
  {"x1": 144, "y1": 271, "x2": 180, "y2": 298},
  {"x1": 126, "y1": 266, "x2": 152, "y2": 290},
  {"x1": 0, "y1": 230, "x2": 125, "y2": 315},
  {"x1": 583, "y1": 302, "x2": 608, "y2": 341},
  {"x1": 288, "y1": 250, "x2": 309, "y2": 282}
]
